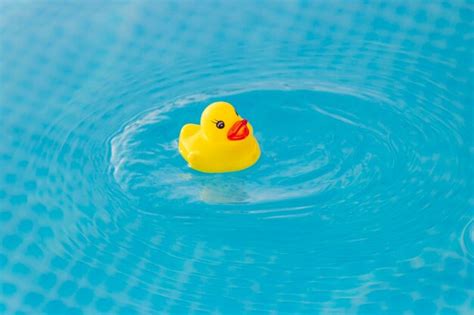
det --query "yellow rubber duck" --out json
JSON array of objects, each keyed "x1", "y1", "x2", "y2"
[{"x1": 179, "y1": 101, "x2": 261, "y2": 173}]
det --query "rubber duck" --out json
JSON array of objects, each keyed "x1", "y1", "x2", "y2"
[{"x1": 179, "y1": 101, "x2": 261, "y2": 173}]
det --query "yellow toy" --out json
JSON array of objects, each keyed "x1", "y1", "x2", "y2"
[{"x1": 179, "y1": 101, "x2": 261, "y2": 173}]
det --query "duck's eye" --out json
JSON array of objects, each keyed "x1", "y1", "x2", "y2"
[{"x1": 216, "y1": 121, "x2": 225, "y2": 129}]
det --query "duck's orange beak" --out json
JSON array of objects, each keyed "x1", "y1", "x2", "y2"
[{"x1": 227, "y1": 119, "x2": 249, "y2": 141}]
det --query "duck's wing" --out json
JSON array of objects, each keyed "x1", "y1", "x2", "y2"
[{"x1": 187, "y1": 151, "x2": 201, "y2": 165}]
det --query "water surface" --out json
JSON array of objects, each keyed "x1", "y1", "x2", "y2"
[{"x1": 0, "y1": 1, "x2": 472, "y2": 314}]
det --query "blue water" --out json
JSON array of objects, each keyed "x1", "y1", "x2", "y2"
[{"x1": 1, "y1": 1, "x2": 473, "y2": 314}]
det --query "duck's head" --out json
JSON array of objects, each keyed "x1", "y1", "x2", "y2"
[{"x1": 200, "y1": 101, "x2": 254, "y2": 142}]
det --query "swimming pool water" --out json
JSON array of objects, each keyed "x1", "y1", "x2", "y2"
[{"x1": 1, "y1": 1, "x2": 473, "y2": 314}]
